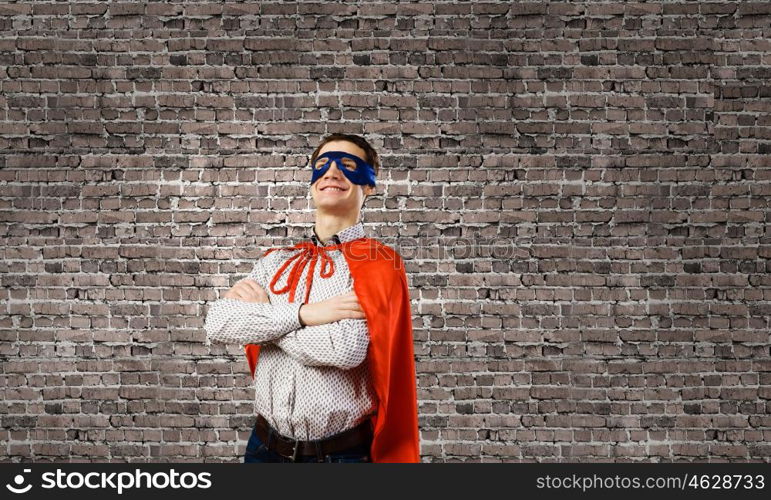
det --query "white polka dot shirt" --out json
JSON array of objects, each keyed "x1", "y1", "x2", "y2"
[{"x1": 204, "y1": 222, "x2": 377, "y2": 440}]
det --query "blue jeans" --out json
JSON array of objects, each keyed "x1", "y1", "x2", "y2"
[{"x1": 243, "y1": 425, "x2": 371, "y2": 463}]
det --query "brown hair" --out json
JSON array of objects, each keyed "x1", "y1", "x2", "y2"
[{"x1": 309, "y1": 133, "x2": 381, "y2": 177}]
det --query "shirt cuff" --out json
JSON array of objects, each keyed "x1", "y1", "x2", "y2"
[{"x1": 272, "y1": 302, "x2": 303, "y2": 335}]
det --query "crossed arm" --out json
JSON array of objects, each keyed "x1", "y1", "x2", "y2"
[{"x1": 203, "y1": 257, "x2": 369, "y2": 370}]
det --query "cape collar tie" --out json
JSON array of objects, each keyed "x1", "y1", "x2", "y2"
[{"x1": 263, "y1": 240, "x2": 344, "y2": 304}]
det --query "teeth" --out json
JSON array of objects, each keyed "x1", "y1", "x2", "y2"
[{"x1": 322, "y1": 187, "x2": 344, "y2": 191}]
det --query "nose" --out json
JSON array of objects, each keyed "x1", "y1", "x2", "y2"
[{"x1": 321, "y1": 160, "x2": 343, "y2": 180}]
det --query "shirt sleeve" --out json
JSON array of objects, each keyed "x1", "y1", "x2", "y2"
[
  {"x1": 204, "y1": 255, "x2": 302, "y2": 346},
  {"x1": 273, "y1": 318, "x2": 370, "y2": 370}
]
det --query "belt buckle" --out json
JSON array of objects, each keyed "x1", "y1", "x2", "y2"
[{"x1": 290, "y1": 438, "x2": 300, "y2": 462}]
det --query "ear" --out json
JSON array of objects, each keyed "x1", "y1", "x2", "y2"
[{"x1": 360, "y1": 185, "x2": 374, "y2": 209}]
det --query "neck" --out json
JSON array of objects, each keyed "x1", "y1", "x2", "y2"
[{"x1": 313, "y1": 210, "x2": 359, "y2": 244}]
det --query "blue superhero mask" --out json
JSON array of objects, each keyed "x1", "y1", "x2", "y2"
[{"x1": 310, "y1": 151, "x2": 377, "y2": 187}]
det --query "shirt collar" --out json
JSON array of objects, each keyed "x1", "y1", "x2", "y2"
[{"x1": 310, "y1": 222, "x2": 365, "y2": 247}]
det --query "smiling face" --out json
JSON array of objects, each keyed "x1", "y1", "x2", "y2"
[{"x1": 310, "y1": 140, "x2": 375, "y2": 215}]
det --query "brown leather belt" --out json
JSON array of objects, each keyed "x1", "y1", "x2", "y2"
[{"x1": 253, "y1": 414, "x2": 373, "y2": 461}]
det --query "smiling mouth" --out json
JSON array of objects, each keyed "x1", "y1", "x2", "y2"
[{"x1": 320, "y1": 186, "x2": 347, "y2": 192}]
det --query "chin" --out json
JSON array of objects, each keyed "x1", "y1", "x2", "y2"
[
  {"x1": 312, "y1": 193, "x2": 350, "y2": 210},
  {"x1": 316, "y1": 201, "x2": 356, "y2": 214}
]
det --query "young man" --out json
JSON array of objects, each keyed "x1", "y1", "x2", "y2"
[{"x1": 204, "y1": 133, "x2": 420, "y2": 463}]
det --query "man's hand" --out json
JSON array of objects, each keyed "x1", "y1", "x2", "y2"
[
  {"x1": 299, "y1": 290, "x2": 366, "y2": 327},
  {"x1": 222, "y1": 279, "x2": 270, "y2": 303}
]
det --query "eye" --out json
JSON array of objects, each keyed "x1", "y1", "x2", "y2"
[
  {"x1": 340, "y1": 158, "x2": 358, "y2": 171},
  {"x1": 313, "y1": 158, "x2": 328, "y2": 170}
]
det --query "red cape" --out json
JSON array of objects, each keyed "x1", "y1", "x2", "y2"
[{"x1": 243, "y1": 237, "x2": 420, "y2": 463}]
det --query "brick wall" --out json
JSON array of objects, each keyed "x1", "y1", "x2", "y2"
[{"x1": 1, "y1": 1, "x2": 769, "y2": 463}]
